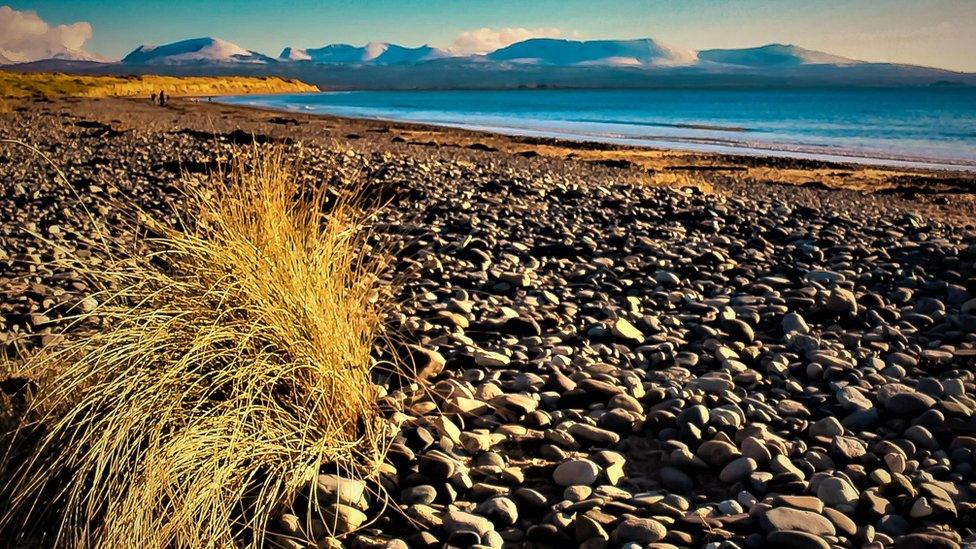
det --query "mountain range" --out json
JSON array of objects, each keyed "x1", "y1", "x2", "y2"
[
  {"x1": 108, "y1": 36, "x2": 854, "y2": 69},
  {"x1": 6, "y1": 36, "x2": 975, "y2": 89}
]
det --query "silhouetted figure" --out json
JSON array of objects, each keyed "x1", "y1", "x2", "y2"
[
  {"x1": 151, "y1": 92, "x2": 157, "y2": 104},
  {"x1": 159, "y1": 90, "x2": 167, "y2": 107}
]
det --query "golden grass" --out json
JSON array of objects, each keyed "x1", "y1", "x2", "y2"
[
  {"x1": 0, "y1": 147, "x2": 392, "y2": 548},
  {"x1": 0, "y1": 71, "x2": 318, "y2": 99}
]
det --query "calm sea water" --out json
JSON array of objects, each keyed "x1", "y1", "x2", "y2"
[{"x1": 219, "y1": 89, "x2": 976, "y2": 170}]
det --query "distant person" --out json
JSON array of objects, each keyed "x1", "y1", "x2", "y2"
[
  {"x1": 159, "y1": 90, "x2": 167, "y2": 107},
  {"x1": 151, "y1": 92, "x2": 157, "y2": 104}
]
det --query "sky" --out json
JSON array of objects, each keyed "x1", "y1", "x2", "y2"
[{"x1": 3, "y1": 0, "x2": 975, "y2": 71}]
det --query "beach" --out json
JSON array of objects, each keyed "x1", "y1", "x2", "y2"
[{"x1": 3, "y1": 95, "x2": 976, "y2": 548}]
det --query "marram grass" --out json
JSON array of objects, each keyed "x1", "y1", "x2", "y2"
[{"x1": 0, "y1": 147, "x2": 393, "y2": 548}]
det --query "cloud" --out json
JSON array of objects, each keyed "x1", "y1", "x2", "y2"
[
  {"x1": 450, "y1": 27, "x2": 566, "y2": 54},
  {"x1": 0, "y1": 5, "x2": 96, "y2": 63}
]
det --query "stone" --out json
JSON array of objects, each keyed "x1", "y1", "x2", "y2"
[
  {"x1": 885, "y1": 392, "x2": 936, "y2": 415},
  {"x1": 610, "y1": 517, "x2": 666, "y2": 544},
  {"x1": 831, "y1": 436, "x2": 867, "y2": 459},
  {"x1": 719, "y1": 457, "x2": 757, "y2": 483},
  {"x1": 477, "y1": 496, "x2": 519, "y2": 526},
  {"x1": 553, "y1": 459, "x2": 601, "y2": 487},
  {"x1": 569, "y1": 422, "x2": 620, "y2": 445},
  {"x1": 894, "y1": 534, "x2": 961, "y2": 549},
  {"x1": 822, "y1": 507, "x2": 856, "y2": 536},
  {"x1": 611, "y1": 318, "x2": 645, "y2": 344},
  {"x1": 419, "y1": 452, "x2": 456, "y2": 479},
  {"x1": 761, "y1": 507, "x2": 836, "y2": 536},
  {"x1": 401, "y1": 485, "x2": 437, "y2": 505},
  {"x1": 475, "y1": 350, "x2": 510, "y2": 368},
  {"x1": 773, "y1": 495, "x2": 823, "y2": 514},
  {"x1": 490, "y1": 393, "x2": 538, "y2": 415},
  {"x1": 909, "y1": 497, "x2": 933, "y2": 518},
  {"x1": 826, "y1": 287, "x2": 858, "y2": 314},
  {"x1": 697, "y1": 440, "x2": 741, "y2": 466},
  {"x1": 442, "y1": 510, "x2": 493, "y2": 536},
  {"x1": 782, "y1": 312, "x2": 810, "y2": 335},
  {"x1": 817, "y1": 477, "x2": 859, "y2": 508},
  {"x1": 316, "y1": 474, "x2": 368, "y2": 510},
  {"x1": 407, "y1": 345, "x2": 446, "y2": 381},
  {"x1": 837, "y1": 387, "x2": 873, "y2": 410},
  {"x1": 809, "y1": 417, "x2": 843, "y2": 437},
  {"x1": 321, "y1": 504, "x2": 367, "y2": 535}
]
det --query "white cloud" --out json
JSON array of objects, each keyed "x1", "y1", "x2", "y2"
[
  {"x1": 450, "y1": 27, "x2": 566, "y2": 54},
  {"x1": 0, "y1": 5, "x2": 96, "y2": 63}
]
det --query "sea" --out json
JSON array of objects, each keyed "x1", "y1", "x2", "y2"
[{"x1": 217, "y1": 88, "x2": 976, "y2": 171}]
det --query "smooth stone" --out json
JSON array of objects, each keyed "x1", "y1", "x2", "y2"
[
  {"x1": 782, "y1": 312, "x2": 810, "y2": 335},
  {"x1": 475, "y1": 350, "x2": 510, "y2": 368},
  {"x1": 761, "y1": 507, "x2": 836, "y2": 536},
  {"x1": 810, "y1": 417, "x2": 844, "y2": 437},
  {"x1": 321, "y1": 504, "x2": 367, "y2": 535},
  {"x1": 610, "y1": 517, "x2": 666, "y2": 544},
  {"x1": 817, "y1": 477, "x2": 859, "y2": 508},
  {"x1": 316, "y1": 474, "x2": 368, "y2": 510},
  {"x1": 553, "y1": 459, "x2": 601, "y2": 487},
  {"x1": 720, "y1": 457, "x2": 758, "y2": 483},
  {"x1": 476, "y1": 496, "x2": 519, "y2": 526},
  {"x1": 443, "y1": 510, "x2": 493, "y2": 536}
]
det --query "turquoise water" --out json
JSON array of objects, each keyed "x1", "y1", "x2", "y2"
[{"x1": 219, "y1": 89, "x2": 976, "y2": 170}]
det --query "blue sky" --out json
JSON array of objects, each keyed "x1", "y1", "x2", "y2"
[{"x1": 6, "y1": 0, "x2": 976, "y2": 71}]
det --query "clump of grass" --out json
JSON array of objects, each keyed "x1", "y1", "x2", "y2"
[{"x1": 1, "y1": 147, "x2": 392, "y2": 547}]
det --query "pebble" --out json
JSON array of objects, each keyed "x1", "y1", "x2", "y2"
[{"x1": 553, "y1": 459, "x2": 601, "y2": 487}]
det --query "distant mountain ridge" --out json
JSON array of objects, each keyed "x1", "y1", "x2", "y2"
[
  {"x1": 110, "y1": 36, "x2": 886, "y2": 69},
  {"x1": 1, "y1": 46, "x2": 105, "y2": 65},
  {"x1": 486, "y1": 38, "x2": 697, "y2": 67},
  {"x1": 280, "y1": 42, "x2": 451, "y2": 65},
  {"x1": 121, "y1": 37, "x2": 274, "y2": 65},
  {"x1": 5, "y1": 35, "x2": 975, "y2": 89},
  {"x1": 698, "y1": 44, "x2": 860, "y2": 67}
]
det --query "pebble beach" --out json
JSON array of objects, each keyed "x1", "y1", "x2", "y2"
[{"x1": 2, "y1": 96, "x2": 976, "y2": 549}]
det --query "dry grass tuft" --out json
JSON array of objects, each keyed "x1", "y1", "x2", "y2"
[{"x1": 0, "y1": 147, "x2": 392, "y2": 548}]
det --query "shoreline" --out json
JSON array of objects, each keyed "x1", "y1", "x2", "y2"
[
  {"x1": 191, "y1": 96, "x2": 976, "y2": 207},
  {"x1": 406, "y1": 120, "x2": 976, "y2": 173},
  {"x1": 6, "y1": 95, "x2": 974, "y2": 215},
  {"x1": 215, "y1": 89, "x2": 976, "y2": 174}
]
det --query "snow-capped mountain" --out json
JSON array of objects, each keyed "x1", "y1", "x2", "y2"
[
  {"x1": 487, "y1": 38, "x2": 697, "y2": 67},
  {"x1": 15, "y1": 35, "x2": 972, "y2": 90},
  {"x1": 698, "y1": 44, "x2": 860, "y2": 67},
  {"x1": 0, "y1": 47, "x2": 105, "y2": 65},
  {"x1": 122, "y1": 37, "x2": 274, "y2": 65},
  {"x1": 280, "y1": 42, "x2": 452, "y2": 65}
]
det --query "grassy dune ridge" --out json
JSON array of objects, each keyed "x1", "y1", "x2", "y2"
[
  {"x1": 0, "y1": 71, "x2": 318, "y2": 102},
  {"x1": 0, "y1": 148, "x2": 393, "y2": 547}
]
